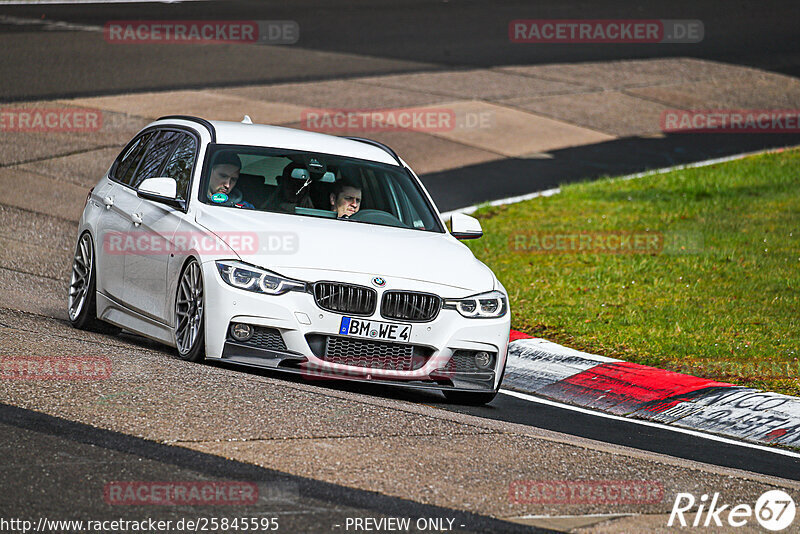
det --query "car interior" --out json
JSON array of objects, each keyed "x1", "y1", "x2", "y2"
[{"x1": 203, "y1": 150, "x2": 442, "y2": 232}]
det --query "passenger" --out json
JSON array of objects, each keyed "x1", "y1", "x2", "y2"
[
  {"x1": 206, "y1": 152, "x2": 254, "y2": 209},
  {"x1": 329, "y1": 179, "x2": 362, "y2": 218},
  {"x1": 267, "y1": 162, "x2": 315, "y2": 213}
]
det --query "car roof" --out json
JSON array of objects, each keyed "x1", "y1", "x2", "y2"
[{"x1": 151, "y1": 117, "x2": 400, "y2": 167}]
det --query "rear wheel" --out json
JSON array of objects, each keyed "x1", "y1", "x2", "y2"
[
  {"x1": 175, "y1": 259, "x2": 205, "y2": 362},
  {"x1": 68, "y1": 232, "x2": 121, "y2": 334}
]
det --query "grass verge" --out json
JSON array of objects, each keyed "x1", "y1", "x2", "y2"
[{"x1": 466, "y1": 148, "x2": 800, "y2": 396}]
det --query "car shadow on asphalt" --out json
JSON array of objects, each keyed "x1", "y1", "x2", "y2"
[{"x1": 207, "y1": 359, "x2": 455, "y2": 405}]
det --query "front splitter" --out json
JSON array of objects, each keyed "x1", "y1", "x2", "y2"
[{"x1": 219, "y1": 340, "x2": 497, "y2": 393}]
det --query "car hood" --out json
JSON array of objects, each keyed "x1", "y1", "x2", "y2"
[{"x1": 195, "y1": 208, "x2": 494, "y2": 291}]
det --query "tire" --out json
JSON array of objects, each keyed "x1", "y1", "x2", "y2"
[
  {"x1": 443, "y1": 390, "x2": 499, "y2": 406},
  {"x1": 68, "y1": 232, "x2": 121, "y2": 335},
  {"x1": 174, "y1": 258, "x2": 205, "y2": 362}
]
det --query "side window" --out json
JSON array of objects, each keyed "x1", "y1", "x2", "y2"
[
  {"x1": 162, "y1": 134, "x2": 197, "y2": 201},
  {"x1": 131, "y1": 130, "x2": 182, "y2": 189},
  {"x1": 114, "y1": 132, "x2": 153, "y2": 187}
]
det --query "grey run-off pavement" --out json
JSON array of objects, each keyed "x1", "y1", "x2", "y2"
[{"x1": 3, "y1": 57, "x2": 800, "y2": 214}]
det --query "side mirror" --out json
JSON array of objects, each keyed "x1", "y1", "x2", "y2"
[
  {"x1": 138, "y1": 177, "x2": 177, "y2": 198},
  {"x1": 137, "y1": 177, "x2": 184, "y2": 210},
  {"x1": 450, "y1": 212, "x2": 483, "y2": 240}
]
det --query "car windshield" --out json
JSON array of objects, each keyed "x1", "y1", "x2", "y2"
[{"x1": 199, "y1": 144, "x2": 444, "y2": 233}]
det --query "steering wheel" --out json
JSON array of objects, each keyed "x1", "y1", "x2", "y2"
[{"x1": 348, "y1": 209, "x2": 409, "y2": 228}]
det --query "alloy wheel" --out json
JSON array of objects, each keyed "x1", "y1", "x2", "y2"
[
  {"x1": 175, "y1": 260, "x2": 204, "y2": 355},
  {"x1": 68, "y1": 233, "x2": 93, "y2": 321}
]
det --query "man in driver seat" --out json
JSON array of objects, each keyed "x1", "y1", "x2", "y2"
[{"x1": 329, "y1": 179, "x2": 362, "y2": 218}]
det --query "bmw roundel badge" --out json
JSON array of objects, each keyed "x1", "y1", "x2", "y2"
[{"x1": 372, "y1": 277, "x2": 386, "y2": 287}]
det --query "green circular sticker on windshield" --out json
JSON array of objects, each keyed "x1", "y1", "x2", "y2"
[{"x1": 211, "y1": 193, "x2": 228, "y2": 203}]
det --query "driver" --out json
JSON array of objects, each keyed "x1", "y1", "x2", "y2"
[
  {"x1": 206, "y1": 152, "x2": 254, "y2": 209},
  {"x1": 329, "y1": 179, "x2": 362, "y2": 218}
]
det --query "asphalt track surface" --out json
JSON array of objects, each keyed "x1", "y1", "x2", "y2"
[
  {"x1": 183, "y1": 364, "x2": 800, "y2": 480},
  {"x1": 0, "y1": 404, "x2": 546, "y2": 533},
  {"x1": 453, "y1": 392, "x2": 800, "y2": 481},
  {"x1": 1, "y1": 1, "x2": 800, "y2": 530},
  {"x1": 223, "y1": 370, "x2": 800, "y2": 481}
]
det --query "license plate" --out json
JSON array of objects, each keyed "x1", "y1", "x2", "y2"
[{"x1": 339, "y1": 317, "x2": 411, "y2": 342}]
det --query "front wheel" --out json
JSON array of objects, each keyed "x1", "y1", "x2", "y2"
[
  {"x1": 68, "y1": 232, "x2": 121, "y2": 335},
  {"x1": 174, "y1": 258, "x2": 205, "y2": 362}
]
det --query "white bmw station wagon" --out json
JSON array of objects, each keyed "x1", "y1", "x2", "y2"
[{"x1": 68, "y1": 115, "x2": 510, "y2": 404}]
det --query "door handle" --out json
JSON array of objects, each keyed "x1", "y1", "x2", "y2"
[
  {"x1": 103, "y1": 196, "x2": 114, "y2": 210},
  {"x1": 132, "y1": 212, "x2": 143, "y2": 226}
]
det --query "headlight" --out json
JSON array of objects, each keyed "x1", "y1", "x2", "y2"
[
  {"x1": 444, "y1": 290, "x2": 508, "y2": 319},
  {"x1": 216, "y1": 260, "x2": 306, "y2": 295}
]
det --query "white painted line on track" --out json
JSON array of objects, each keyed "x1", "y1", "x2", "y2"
[
  {"x1": 500, "y1": 388, "x2": 800, "y2": 460},
  {"x1": 440, "y1": 187, "x2": 560, "y2": 221},
  {"x1": 440, "y1": 145, "x2": 797, "y2": 220},
  {"x1": 614, "y1": 146, "x2": 794, "y2": 182}
]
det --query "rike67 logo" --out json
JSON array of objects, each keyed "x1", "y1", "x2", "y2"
[{"x1": 669, "y1": 490, "x2": 796, "y2": 531}]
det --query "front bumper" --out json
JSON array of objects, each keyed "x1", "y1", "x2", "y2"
[{"x1": 202, "y1": 261, "x2": 510, "y2": 392}]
